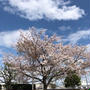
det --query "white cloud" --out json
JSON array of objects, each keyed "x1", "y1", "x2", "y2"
[
  {"x1": 65, "y1": 29, "x2": 90, "y2": 45},
  {"x1": 0, "y1": 27, "x2": 46, "y2": 48},
  {"x1": 0, "y1": 28, "x2": 90, "y2": 49},
  {"x1": 0, "y1": 30, "x2": 21, "y2": 47},
  {"x1": 4, "y1": 6, "x2": 15, "y2": 14},
  {"x1": 1, "y1": 0, "x2": 85, "y2": 20},
  {"x1": 59, "y1": 26, "x2": 71, "y2": 31}
]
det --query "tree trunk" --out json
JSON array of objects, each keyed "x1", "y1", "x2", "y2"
[
  {"x1": 43, "y1": 84, "x2": 47, "y2": 90},
  {"x1": 43, "y1": 76, "x2": 48, "y2": 90}
]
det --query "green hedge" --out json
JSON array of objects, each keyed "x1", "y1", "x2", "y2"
[{"x1": 5, "y1": 84, "x2": 35, "y2": 90}]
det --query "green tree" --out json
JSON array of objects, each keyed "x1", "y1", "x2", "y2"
[{"x1": 64, "y1": 70, "x2": 81, "y2": 88}]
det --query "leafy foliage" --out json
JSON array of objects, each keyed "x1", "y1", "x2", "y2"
[{"x1": 64, "y1": 70, "x2": 81, "y2": 88}]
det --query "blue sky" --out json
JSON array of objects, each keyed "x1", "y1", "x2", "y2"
[{"x1": 0, "y1": 0, "x2": 90, "y2": 83}]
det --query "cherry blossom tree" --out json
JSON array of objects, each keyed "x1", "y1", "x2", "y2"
[{"x1": 3, "y1": 28, "x2": 90, "y2": 90}]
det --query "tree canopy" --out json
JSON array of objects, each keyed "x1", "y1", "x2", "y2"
[{"x1": 3, "y1": 28, "x2": 90, "y2": 90}]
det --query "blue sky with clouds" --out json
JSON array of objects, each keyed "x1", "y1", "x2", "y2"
[{"x1": 0, "y1": 0, "x2": 90, "y2": 83}]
